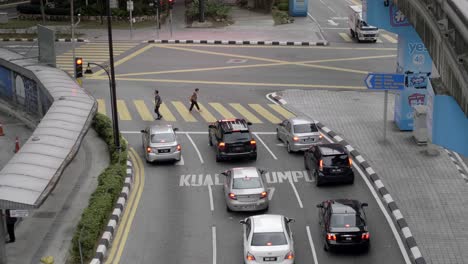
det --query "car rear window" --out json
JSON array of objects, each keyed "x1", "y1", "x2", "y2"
[
  {"x1": 151, "y1": 133, "x2": 175, "y2": 143},
  {"x1": 233, "y1": 177, "x2": 262, "y2": 189},
  {"x1": 330, "y1": 213, "x2": 364, "y2": 227},
  {"x1": 323, "y1": 154, "x2": 349, "y2": 166},
  {"x1": 251, "y1": 232, "x2": 287, "y2": 246},
  {"x1": 294, "y1": 123, "x2": 318, "y2": 133},
  {"x1": 224, "y1": 131, "x2": 251, "y2": 143}
]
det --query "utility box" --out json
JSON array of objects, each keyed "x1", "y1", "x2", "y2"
[
  {"x1": 289, "y1": 0, "x2": 307, "y2": 17},
  {"x1": 0, "y1": 13, "x2": 8, "y2": 24},
  {"x1": 413, "y1": 105, "x2": 428, "y2": 145}
]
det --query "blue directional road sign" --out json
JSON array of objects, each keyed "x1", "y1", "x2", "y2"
[{"x1": 365, "y1": 73, "x2": 405, "y2": 91}]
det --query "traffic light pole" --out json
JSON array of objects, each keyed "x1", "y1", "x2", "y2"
[{"x1": 107, "y1": 0, "x2": 121, "y2": 151}]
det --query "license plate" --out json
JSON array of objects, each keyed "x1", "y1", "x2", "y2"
[
  {"x1": 234, "y1": 147, "x2": 243, "y2": 152},
  {"x1": 158, "y1": 149, "x2": 170, "y2": 153},
  {"x1": 346, "y1": 237, "x2": 352, "y2": 241},
  {"x1": 332, "y1": 168, "x2": 342, "y2": 172},
  {"x1": 263, "y1": 257, "x2": 277, "y2": 261}
]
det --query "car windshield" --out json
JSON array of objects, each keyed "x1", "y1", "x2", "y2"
[
  {"x1": 251, "y1": 232, "x2": 287, "y2": 246},
  {"x1": 224, "y1": 131, "x2": 251, "y2": 143},
  {"x1": 233, "y1": 177, "x2": 262, "y2": 189},
  {"x1": 330, "y1": 213, "x2": 364, "y2": 227},
  {"x1": 151, "y1": 133, "x2": 175, "y2": 143},
  {"x1": 323, "y1": 154, "x2": 349, "y2": 166},
  {"x1": 294, "y1": 123, "x2": 318, "y2": 133}
]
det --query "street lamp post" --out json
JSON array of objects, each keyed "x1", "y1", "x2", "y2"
[{"x1": 85, "y1": 62, "x2": 120, "y2": 150}]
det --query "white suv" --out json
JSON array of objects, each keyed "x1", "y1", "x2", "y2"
[{"x1": 240, "y1": 214, "x2": 295, "y2": 264}]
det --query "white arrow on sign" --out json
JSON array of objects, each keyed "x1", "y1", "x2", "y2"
[
  {"x1": 268, "y1": 187, "x2": 275, "y2": 200},
  {"x1": 365, "y1": 74, "x2": 373, "y2": 89},
  {"x1": 327, "y1": 19, "x2": 339, "y2": 26}
]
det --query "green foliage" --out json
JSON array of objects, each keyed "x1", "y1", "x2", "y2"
[
  {"x1": 271, "y1": 7, "x2": 290, "y2": 25},
  {"x1": 186, "y1": 0, "x2": 231, "y2": 21},
  {"x1": 69, "y1": 112, "x2": 128, "y2": 263},
  {"x1": 277, "y1": 2, "x2": 288, "y2": 11}
]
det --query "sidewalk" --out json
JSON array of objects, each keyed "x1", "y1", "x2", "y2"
[
  {"x1": 0, "y1": 110, "x2": 109, "y2": 264},
  {"x1": 82, "y1": 4, "x2": 324, "y2": 42},
  {"x1": 282, "y1": 89, "x2": 468, "y2": 264}
]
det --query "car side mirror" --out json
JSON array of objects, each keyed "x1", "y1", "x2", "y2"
[
  {"x1": 221, "y1": 170, "x2": 228, "y2": 176},
  {"x1": 361, "y1": 203, "x2": 368, "y2": 207},
  {"x1": 173, "y1": 128, "x2": 179, "y2": 131},
  {"x1": 316, "y1": 204, "x2": 323, "y2": 208},
  {"x1": 140, "y1": 130, "x2": 146, "y2": 133},
  {"x1": 286, "y1": 218, "x2": 295, "y2": 223},
  {"x1": 239, "y1": 220, "x2": 246, "y2": 225},
  {"x1": 247, "y1": 122, "x2": 252, "y2": 126},
  {"x1": 209, "y1": 124, "x2": 216, "y2": 129}
]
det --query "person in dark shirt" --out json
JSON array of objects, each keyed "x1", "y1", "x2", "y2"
[
  {"x1": 5, "y1": 209, "x2": 17, "y2": 243},
  {"x1": 189, "y1": 88, "x2": 200, "y2": 112},
  {"x1": 154, "y1": 90, "x2": 163, "y2": 120}
]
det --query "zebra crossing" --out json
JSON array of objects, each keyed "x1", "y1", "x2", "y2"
[
  {"x1": 97, "y1": 99, "x2": 295, "y2": 123},
  {"x1": 337, "y1": 32, "x2": 398, "y2": 43},
  {"x1": 56, "y1": 42, "x2": 138, "y2": 75}
]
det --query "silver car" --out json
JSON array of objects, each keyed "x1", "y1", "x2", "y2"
[
  {"x1": 140, "y1": 125, "x2": 181, "y2": 163},
  {"x1": 276, "y1": 117, "x2": 322, "y2": 153},
  {"x1": 222, "y1": 167, "x2": 269, "y2": 212},
  {"x1": 240, "y1": 214, "x2": 295, "y2": 264}
]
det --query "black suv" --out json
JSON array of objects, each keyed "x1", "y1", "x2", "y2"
[
  {"x1": 317, "y1": 199, "x2": 370, "y2": 252},
  {"x1": 208, "y1": 119, "x2": 257, "y2": 162},
  {"x1": 304, "y1": 143, "x2": 354, "y2": 186}
]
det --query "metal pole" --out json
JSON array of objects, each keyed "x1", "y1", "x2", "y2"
[
  {"x1": 107, "y1": 0, "x2": 121, "y2": 150},
  {"x1": 383, "y1": 90, "x2": 388, "y2": 141},
  {"x1": 71, "y1": 0, "x2": 75, "y2": 78},
  {"x1": 0, "y1": 210, "x2": 6, "y2": 264},
  {"x1": 199, "y1": 0, "x2": 205, "y2": 22},
  {"x1": 156, "y1": 8, "x2": 159, "y2": 39},
  {"x1": 129, "y1": 9, "x2": 133, "y2": 39},
  {"x1": 169, "y1": 10, "x2": 173, "y2": 38}
]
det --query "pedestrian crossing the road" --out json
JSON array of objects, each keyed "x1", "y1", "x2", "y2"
[
  {"x1": 56, "y1": 42, "x2": 137, "y2": 75},
  {"x1": 97, "y1": 99, "x2": 295, "y2": 123},
  {"x1": 337, "y1": 32, "x2": 398, "y2": 44}
]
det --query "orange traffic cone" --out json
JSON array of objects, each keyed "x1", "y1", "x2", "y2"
[
  {"x1": 14, "y1": 136, "x2": 20, "y2": 153},
  {"x1": 0, "y1": 123, "x2": 4, "y2": 136}
]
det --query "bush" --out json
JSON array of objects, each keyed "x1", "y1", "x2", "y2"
[
  {"x1": 45, "y1": 7, "x2": 70, "y2": 16},
  {"x1": 17, "y1": 4, "x2": 41, "y2": 14},
  {"x1": 277, "y1": 2, "x2": 288, "y2": 11},
  {"x1": 69, "y1": 112, "x2": 128, "y2": 263},
  {"x1": 272, "y1": 8, "x2": 290, "y2": 25},
  {"x1": 186, "y1": 0, "x2": 231, "y2": 21}
]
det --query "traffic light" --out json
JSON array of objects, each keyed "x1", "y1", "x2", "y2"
[
  {"x1": 168, "y1": 0, "x2": 174, "y2": 9},
  {"x1": 75, "y1": 57, "x2": 83, "y2": 78}
]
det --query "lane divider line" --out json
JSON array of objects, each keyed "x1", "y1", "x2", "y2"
[
  {"x1": 208, "y1": 184, "x2": 214, "y2": 212},
  {"x1": 306, "y1": 226, "x2": 319, "y2": 264},
  {"x1": 185, "y1": 132, "x2": 205, "y2": 164},
  {"x1": 253, "y1": 133, "x2": 278, "y2": 160},
  {"x1": 288, "y1": 176, "x2": 303, "y2": 208},
  {"x1": 212, "y1": 226, "x2": 217, "y2": 264}
]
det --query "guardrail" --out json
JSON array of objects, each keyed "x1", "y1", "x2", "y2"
[{"x1": 394, "y1": 0, "x2": 468, "y2": 115}]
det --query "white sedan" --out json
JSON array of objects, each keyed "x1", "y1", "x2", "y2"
[{"x1": 240, "y1": 214, "x2": 295, "y2": 264}]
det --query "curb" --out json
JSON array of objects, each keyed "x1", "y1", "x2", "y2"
[
  {"x1": 90, "y1": 159, "x2": 134, "y2": 264},
  {"x1": 272, "y1": 92, "x2": 426, "y2": 264},
  {"x1": 145, "y1": 39, "x2": 329, "y2": 46},
  {"x1": 0, "y1": 38, "x2": 89, "y2": 42}
]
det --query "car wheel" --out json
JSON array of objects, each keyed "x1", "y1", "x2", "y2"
[
  {"x1": 323, "y1": 242, "x2": 329, "y2": 251},
  {"x1": 263, "y1": 205, "x2": 269, "y2": 212},
  {"x1": 287, "y1": 142, "x2": 292, "y2": 153},
  {"x1": 349, "y1": 176, "x2": 354, "y2": 185},
  {"x1": 304, "y1": 156, "x2": 309, "y2": 170},
  {"x1": 216, "y1": 153, "x2": 222, "y2": 162},
  {"x1": 372, "y1": 39, "x2": 377, "y2": 43},
  {"x1": 209, "y1": 135, "x2": 213, "y2": 146},
  {"x1": 276, "y1": 129, "x2": 281, "y2": 141},
  {"x1": 250, "y1": 153, "x2": 257, "y2": 161},
  {"x1": 363, "y1": 243, "x2": 370, "y2": 253},
  {"x1": 226, "y1": 205, "x2": 232, "y2": 212}
]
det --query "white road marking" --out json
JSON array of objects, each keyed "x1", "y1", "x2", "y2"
[
  {"x1": 331, "y1": 16, "x2": 348, "y2": 20},
  {"x1": 288, "y1": 176, "x2": 303, "y2": 208},
  {"x1": 208, "y1": 184, "x2": 214, "y2": 211},
  {"x1": 185, "y1": 132, "x2": 204, "y2": 164},
  {"x1": 276, "y1": 143, "x2": 285, "y2": 147},
  {"x1": 306, "y1": 226, "x2": 319, "y2": 264},
  {"x1": 175, "y1": 155, "x2": 184, "y2": 165},
  {"x1": 212, "y1": 226, "x2": 217, "y2": 264},
  {"x1": 454, "y1": 152, "x2": 468, "y2": 174},
  {"x1": 267, "y1": 187, "x2": 275, "y2": 200},
  {"x1": 253, "y1": 133, "x2": 278, "y2": 160},
  {"x1": 321, "y1": 131, "x2": 412, "y2": 264},
  {"x1": 327, "y1": 19, "x2": 339, "y2": 26}
]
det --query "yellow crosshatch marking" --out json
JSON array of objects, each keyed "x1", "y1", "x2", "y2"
[
  {"x1": 209, "y1": 103, "x2": 236, "y2": 119},
  {"x1": 198, "y1": 103, "x2": 217, "y2": 122},
  {"x1": 117, "y1": 100, "x2": 131, "y2": 120},
  {"x1": 268, "y1": 104, "x2": 295, "y2": 119},
  {"x1": 159, "y1": 103, "x2": 176, "y2": 121},
  {"x1": 249, "y1": 104, "x2": 282, "y2": 124},
  {"x1": 97, "y1": 99, "x2": 106, "y2": 115},
  {"x1": 172, "y1": 101, "x2": 197, "y2": 122},
  {"x1": 381, "y1": 34, "x2": 398, "y2": 43},
  {"x1": 339, "y1": 33, "x2": 353, "y2": 42},
  {"x1": 134, "y1": 100, "x2": 153, "y2": 121},
  {"x1": 229, "y1": 103, "x2": 262, "y2": 123}
]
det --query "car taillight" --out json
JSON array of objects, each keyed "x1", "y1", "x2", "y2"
[
  {"x1": 361, "y1": 232, "x2": 370, "y2": 240},
  {"x1": 228, "y1": 193, "x2": 237, "y2": 200},
  {"x1": 246, "y1": 252, "x2": 255, "y2": 261},
  {"x1": 284, "y1": 251, "x2": 294, "y2": 260},
  {"x1": 349, "y1": 157, "x2": 353, "y2": 167},
  {"x1": 326, "y1": 233, "x2": 336, "y2": 241},
  {"x1": 260, "y1": 191, "x2": 267, "y2": 199},
  {"x1": 218, "y1": 142, "x2": 225, "y2": 150},
  {"x1": 319, "y1": 159, "x2": 323, "y2": 171},
  {"x1": 293, "y1": 136, "x2": 299, "y2": 142},
  {"x1": 319, "y1": 134, "x2": 323, "y2": 139},
  {"x1": 176, "y1": 144, "x2": 181, "y2": 151},
  {"x1": 250, "y1": 140, "x2": 256, "y2": 145},
  {"x1": 146, "y1": 147, "x2": 152, "y2": 153}
]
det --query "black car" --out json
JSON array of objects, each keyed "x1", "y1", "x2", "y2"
[
  {"x1": 208, "y1": 118, "x2": 257, "y2": 162},
  {"x1": 304, "y1": 143, "x2": 354, "y2": 186},
  {"x1": 317, "y1": 199, "x2": 370, "y2": 252}
]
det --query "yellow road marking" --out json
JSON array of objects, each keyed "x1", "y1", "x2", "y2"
[
  {"x1": 249, "y1": 104, "x2": 282, "y2": 123},
  {"x1": 172, "y1": 101, "x2": 197, "y2": 122},
  {"x1": 349, "y1": 0, "x2": 360, "y2": 5},
  {"x1": 209, "y1": 103, "x2": 235, "y2": 118},
  {"x1": 109, "y1": 148, "x2": 145, "y2": 264},
  {"x1": 92, "y1": 44, "x2": 152, "y2": 77},
  {"x1": 89, "y1": 76, "x2": 367, "y2": 90},
  {"x1": 162, "y1": 43, "x2": 397, "y2": 51},
  {"x1": 117, "y1": 100, "x2": 131, "y2": 120},
  {"x1": 381, "y1": 34, "x2": 398, "y2": 43},
  {"x1": 339, "y1": 32, "x2": 353, "y2": 42},
  {"x1": 229, "y1": 103, "x2": 262, "y2": 123},
  {"x1": 134, "y1": 100, "x2": 153, "y2": 121},
  {"x1": 268, "y1": 104, "x2": 295, "y2": 119},
  {"x1": 97, "y1": 99, "x2": 106, "y2": 115},
  {"x1": 198, "y1": 103, "x2": 217, "y2": 122},
  {"x1": 301, "y1": 54, "x2": 396, "y2": 64},
  {"x1": 159, "y1": 103, "x2": 176, "y2": 121}
]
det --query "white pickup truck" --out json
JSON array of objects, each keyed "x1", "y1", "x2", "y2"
[{"x1": 348, "y1": 5, "x2": 379, "y2": 42}]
